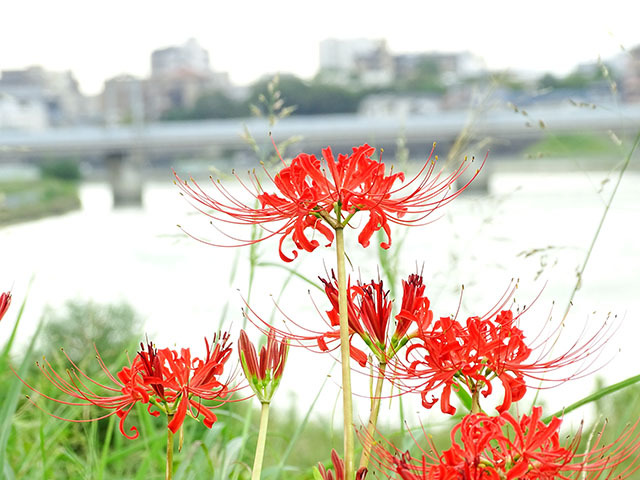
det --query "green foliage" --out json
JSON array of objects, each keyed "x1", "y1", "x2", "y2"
[
  {"x1": 4, "y1": 298, "x2": 350, "y2": 479},
  {"x1": 162, "y1": 91, "x2": 249, "y2": 121},
  {"x1": 536, "y1": 64, "x2": 615, "y2": 90},
  {"x1": 162, "y1": 74, "x2": 365, "y2": 121},
  {"x1": 0, "y1": 179, "x2": 80, "y2": 225},
  {"x1": 593, "y1": 377, "x2": 640, "y2": 441},
  {"x1": 37, "y1": 300, "x2": 143, "y2": 368},
  {"x1": 39, "y1": 158, "x2": 82, "y2": 182},
  {"x1": 525, "y1": 132, "x2": 624, "y2": 158},
  {"x1": 395, "y1": 58, "x2": 447, "y2": 94},
  {"x1": 248, "y1": 74, "x2": 362, "y2": 115}
]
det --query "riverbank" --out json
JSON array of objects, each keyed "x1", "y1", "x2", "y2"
[{"x1": 0, "y1": 179, "x2": 81, "y2": 225}]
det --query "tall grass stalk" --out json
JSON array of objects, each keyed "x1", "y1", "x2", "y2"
[
  {"x1": 531, "y1": 129, "x2": 640, "y2": 409},
  {"x1": 272, "y1": 364, "x2": 334, "y2": 479},
  {"x1": 1, "y1": 286, "x2": 40, "y2": 478},
  {"x1": 561, "y1": 129, "x2": 640, "y2": 324}
]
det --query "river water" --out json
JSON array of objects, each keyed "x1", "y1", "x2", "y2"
[{"x1": 1, "y1": 164, "x2": 639, "y2": 427}]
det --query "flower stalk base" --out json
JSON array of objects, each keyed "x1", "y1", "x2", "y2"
[
  {"x1": 251, "y1": 402, "x2": 271, "y2": 480},
  {"x1": 166, "y1": 416, "x2": 174, "y2": 480}
]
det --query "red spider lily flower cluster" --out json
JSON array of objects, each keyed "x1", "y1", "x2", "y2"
[
  {"x1": 238, "y1": 328, "x2": 289, "y2": 403},
  {"x1": 20, "y1": 334, "x2": 238, "y2": 439},
  {"x1": 0, "y1": 291, "x2": 10, "y2": 322},
  {"x1": 372, "y1": 406, "x2": 640, "y2": 479},
  {"x1": 246, "y1": 271, "x2": 433, "y2": 369},
  {"x1": 316, "y1": 272, "x2": 432, "y2": 366},
  {"x1": 174, "y1": 143, "x2": 483, "y2": 262},
  {"x1": 393, "y1": 306, "x2": 611, "y2": 415},
  {"x1": 314, "y1": 449, "x2": 368, "y2": 480}
]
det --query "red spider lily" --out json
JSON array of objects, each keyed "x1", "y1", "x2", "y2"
[
  {"x1": 238, "y1": 328, "x2": 289, "y2": 403},
  {"x1": 0, "y1": 291, "x2": 11, "y2": 322},
  {"x1": 371, "y1": 406, "x2": 640, "y2": 479},
  {"x1": 174, "y1": 143, "x2": 483, "y2": 262},
  {"x1": 18, "y1": 335, "x2": 239, "y2": 438},
  {"x1": 314, "y1": 449, "x2": 368, "y2": 480},
  {"x1": 391, "y1": 301, "x2": 613, "y2": 415},
  {"x1": 143, "y1": 333, "x2": 236, "y2": 433},
  {"x1": 393, "y1": 274, "x2": 433, "y2": 341},
  {"x1": 318, "y1": 272, "x2": 389, "y2": 366},
  {"x1": 137, "y1": 340, "x2": 166, "y2": 400},
  {"x1": 245, "y1": 271, "x2": 433, "y2": 369},
  {"x1": 19, "y1": 347, "x2": 153, "y2": 439}
]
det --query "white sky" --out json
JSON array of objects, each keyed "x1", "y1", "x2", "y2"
[{"x1": 1, "y1": 0, "x2": 639, "y2": 95}]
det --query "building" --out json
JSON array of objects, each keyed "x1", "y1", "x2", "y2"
[
  {"x1": 151, "y1": 38, "x2": 211, "y2": 78},
  {"x1": 98, "y1": 39, "x2": 232, "y2": 122},
  {"x1": 394, "y1": 51, "x2": 484, "y2": 86},
  {"x1": 102, "y1": 74, "x2": 147, "y2": 125},
  {"x1": 0, "y1": 66, "x2": 85, "y2": 127},
  {"x1": 0, "y1": 93, "x2": 48, "y2": 129},
  {"x1": 146, "y1": 39, "x2": 230, "y2": 119},
  {"x1": 318, "y1": 38, "x2": 394, "y2": 87}
]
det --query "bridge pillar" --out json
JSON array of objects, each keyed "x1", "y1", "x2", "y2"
[{"x1": 105, "y1": 150, "x2": 143, "y2": 207}]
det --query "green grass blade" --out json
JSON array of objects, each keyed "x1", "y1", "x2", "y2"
[
  {"x1": 39, "y1": 418, "x2": 46, "y2": 480},
  {"x1": 272, "y1": 365, "x2": 335, "y2": 479},
  {"x1": 218, "y1": 248, "x2": 243, "y2": 330},
  {"x1": 0, "y1": 319, "x2": 42, "y2": 475},
  {"x1": 0, "y1": 278, "x2": 33, "y2": 361},
  {"x1": 97, "y1": 413, "x2": 116, "y2": 479},
  {"x1": 133, "y1": 456, "x2": 153, "y2": 480},
  {"x1": 543, "y1": 373, "x2": 640, "y2": 423},
  {"x1": 2, "y1": 460, "x2": 15, "y2": 480},
  {"x1": 16, "y1": 404, "x2": 74, "y2": 476},
  {"x1": 230, "y1": 403, "x2": 254, "y2": 480},
  {"x1": 257, "y1": 262, "x2": 323, "y2": 291}
]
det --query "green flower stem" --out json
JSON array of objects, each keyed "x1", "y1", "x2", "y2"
[
  {"x1": 166, "y1": 416, "x2": 174, "y2": 480},
  {"x1": 252, "y1": 401, "x2": 271, "y2": 480},
  {"x1": 335, "y1": 227, "x2": 355, "y2": 479},
  {"x1": 359, "y1": 362, "x2": 387, "y2": 470}
]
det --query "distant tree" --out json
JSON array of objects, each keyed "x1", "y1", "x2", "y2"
[
  {"x1": 397, "y1": 76, "x2": 446, "y2": 94},
  {"x1": 39, "y1": 158, "x2": 81, "y2": 181},
  {"x1": 489, "y1": 72, "x2": 527, "y2": 91},
  {"x1": 537, "y1": 66, "x2": 613, "y2": 90},
  {"x1": 38, "y1": 300, "x2": 142, "y2": 369},
  {"x1": 162, "y1": 90, "x2": 248, "y2": 120},
  {"x1": 538, "y1": 73, "x2": 561, "y2": 90},
  {"x1": 395, "y1": 58, "x2": 447, "y2": 94},
  {"x1": 249, "y1": 74, "x2": 362, "y2": 115}
]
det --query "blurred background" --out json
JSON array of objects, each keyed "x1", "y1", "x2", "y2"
[{"x1": 1, "y1": 1, "x2": 640, "y2": 477}]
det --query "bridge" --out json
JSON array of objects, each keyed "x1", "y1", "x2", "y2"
[{"x1": 2, "y1": 104, "x2": 639, "y2": 204}]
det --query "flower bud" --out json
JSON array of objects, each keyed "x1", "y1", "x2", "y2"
[
  {"x1": 238, "y1": 328, "x2": 288, "y2": 403},
  {"x1": 0, "y1": 291, "x2": 11, "y2": 322}
]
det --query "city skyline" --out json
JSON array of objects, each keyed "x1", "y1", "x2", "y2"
[{"x1": 3, "y1": 0, "x2": 639, "y2": 95}]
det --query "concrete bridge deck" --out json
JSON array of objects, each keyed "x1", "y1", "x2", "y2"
[{"x1": 1, "y1": 104, "x2": 639, "y2": 160}]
